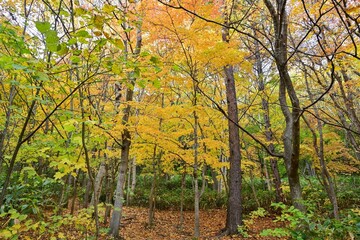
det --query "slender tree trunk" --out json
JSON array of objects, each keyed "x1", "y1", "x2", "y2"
[
  {"x1": 71, "y1": 170, "x2": 80, "y2": 215},
  {"x1": 79, "y1": 86, "x2": 100, "y2": 238},
  {"x1": 126, "y1": 161, "x2": 131, "y2": 206},
  {"x1": 0, "y1": 85, "x2": 16, "y2": 174},
  {"x1": 90, "y1": 163, "x2": 106, "y2": 206},
  {"x1": 83, "y1": 177, "x2": 91, "y2": 208},
  {"x1": 104, "y1": 165, "x2": 112, "y2": 224},
  {"x1": 303, "y1": 74, "x2": 339, "y2": 219},
  {"x1": 109, "y1": 91, "x2": 133, "y2": 238},
  {"x1": 220, "y1": 3, "x2": 243, "y2": 235},
  {"x1": 223, "y1": 60, "x2": 242, "y2": 233},
  {"x1": 57, "y1": 174, "x2": 70, "y2": 215},
  {"x1": 179, "y1": 170, "x2": 186, "y2": 231},
  {"x1": 193, "y1": 109, "x2": 200, "y2": 238},
  {"x1": 264, "y1": 0, "x2": 303, "y2": 211},
  {"x1": 0, "y1": 87, "x2": 41, "y2": 207},
  {"x1": 259, "y1": 155, "x2": 272, "y2": 191},
  {"x1": 130, "y1": 157, "x2": 136, "y2": 203},
  {"x1": 148, "y1": 145, "x2": 158, "y2": 227},
  {"x1": 109, "y1": 12, "x2": 142, "y2": 238},
  {"x1": 249, "y1": 169, "x2": 260, "y2": 208}
]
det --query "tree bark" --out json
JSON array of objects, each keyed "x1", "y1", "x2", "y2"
[
  {"x1": 109, "y1": 85, "x2": 134, "y2": 238},
  {"x1": 193, "y1": 109, "x2": 200, "y2": 238},
  {"x1": 109, "y1": 11, "x2": 142, "y2": 238},
  {"x1": 263, "y1": 0, "x2": 304, "y2": 211},
  {"x1": 303, "y1": 74, "x2": 339, "y2": 219},
  {"x1": 148, "y1": 145, "x2": 159, "y2": 227},
  {"x1": 90, "y1": 163, "x2": 106, "y2": 206},
  {"x1": 221, "y1": 3, "x2": 243, "y2": 235}
]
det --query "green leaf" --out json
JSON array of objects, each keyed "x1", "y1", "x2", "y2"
[
  {"x1": 172, "y1": 64, "x2": 181, "y2": 72},
  {"x1": 0, "y1": 229, "x2": 13, "y2": 238},
  {"x1": 103, "y1": 4, "x2": 116, "y2": 13},
  {"x1": 93, "y1": 15, "x2": 105, "y2": 29},
  {"x1": 35, "y1": 72, "x2": 49, "y2": 81},
  {"x1": 111, "y1": 39, "x2": 124, "y2": 49},
  {"x1": 68, "y1": 38, "x2": 77, "y2": 45},
  {"x1": 140, "y1": 51, "x2": 150, "y2": 57},
  {"x1": 152, "y1": 78, "x2": 161, "y2": 88},
  {"x1": 12, "y1": 64, "x2": 27, "y2": 70},
  {"x1": 73, "y1": 50, "x2": 82, "y2": 56},
  {"x1": 35, "y1": 21, "x2": 51, "y2": 34},
  {"x1": 70, "y1": 56, "x2": 80, "y2": 64},
  {"x1": 54, "y1": 172, "x2": 65, "y2": 180},
  {"x1": 111, "y1": 63, "x2": 122, "y2": 74},
  {"x1": 150, "y1": 56, "x2": 160, "y2": 64},
  {"x1": 138, "y1": 79, "x2": 146, "y2": 88},
  {"x1": 75, "y1": 30, "x2": 91, "y2": 38},
  {"x1": 45, "y1": 30, "x2": 59, "y2": 52},
  {"x1": 57, "y1": 43, "x2": 68, "y2": 55}
]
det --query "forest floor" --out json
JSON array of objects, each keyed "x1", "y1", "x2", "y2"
[
  {"x1": 110, "y1": 206, "x2": 286, "y2": 240},
  {"x1": 9, "y1": 206, "x2": 287, "y2": 239}
]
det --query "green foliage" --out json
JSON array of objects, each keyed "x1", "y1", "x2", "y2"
[
  {"x1": 241, "y1": 178, "x2": 274, "y2": 212},
  {"x1": 301, "y1": 176, "x2": 360, "y2": 212},
  {"x1": 260, "y1": 202, "x2": 360, "y2": 239},
  {"x1": 131, "y1": 175, "x2": 227, "y2": 210},
  {"x1": 0, "y1": 207, "x2": 97, "y2": 239},
  {"x1": 0, "y1": 172, "x2": 60, "y2": 216},
  {"x1": 249, "y1": 207, "x2": 268, "y2": 218},
  {"x1": 237, "y1": 225, "x2": 250, "y2": 238}
]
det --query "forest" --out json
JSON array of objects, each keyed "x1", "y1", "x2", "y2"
[{"x1": 0, "y1": 0, "x2": 359, "y2": 239}]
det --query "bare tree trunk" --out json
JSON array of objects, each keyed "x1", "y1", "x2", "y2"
[
  {"x1": 193, "y1": 109, "x2": 200, "y2": 238},
  {"x1": 0, "y1": 85, "x2": 16, "y2": 174},
  {"x1": 220, "y1": 4, "x2": 243, "y2": 235},
  {"x1": 104, "y1": 165, "x2": 113, "y2": 224},
  {"x1": 259, "y1": 155, "x2": 272, "y2": 191},
  {"x1": 179, "y1": 170, "x2": 186, "y2": 231},
  {"x1": 130, "y1": 157, "x2": 136, "y2": 203},
  {"x1": 90, "y1": 163, "x2": 106, "y2": 206},
  {"x1": 303, "y1": 74, "x2": 339, "y2": 219},
  {"x1": 0, "y1": 87, "x2": 41, "y2": 207},
  {"x1": 109, "y1": 11, "x2": 142, "y2": 238},
  {"x1": 249, "y1": 169, "x2": 260, "y2": 208},
  {"x1": 264, "y1": 0, "x2": 303, "y2": 211},
  {"x1": 83, "y1": 177, "x2": 91, "y2": 208},
  {"x1": 148, "y1": 145, "x2": 158, "y2": 227},
  {"x1": 71, "y1": 170, "x2": 80, "y2": 215},
  {"x1": 79, "y1": 85, "x2": 99, "y2": 238},
  {"x1": 109, "y1": 88, "x2": 133, "y2": 238},
  {"x1": 224, "y1": 63, "x2": 243, "y2": 234}
]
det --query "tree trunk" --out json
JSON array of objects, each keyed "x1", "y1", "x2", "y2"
[
  {"x1": 0, "y1": 87, "x2": 41, "y2": 207},
  {"x1": 303, "y1": 74, "x2": 339, "y2": 219},
  {"x1": 130, "y1": 157, "x2": 136, "y2": 203},
  {"x1": 104, "y1": 165, "x2": 112, "y2": 224},
  {"x1": 148, "y1": 145, "x2": 158, "y2": 227},
  {"x1": 221, "y1": 4, "x2": 243, "y2": 235},
  {"x1": 83, "y1": 176, "x2": 91, "y2": 208},
  {"x1": 90, "y1": 163, "x2": 106, "y2": 206},
  {"x1": 109, "y1": 89, "x2": 133, "y2": 237},
  {"x1": 249, "y1": 169, "x2": 260, "y2": 208},
  {"x1": 109, "y1": 13, "x2": 141, "y2": 238},
  {"x1": 0, "y1": 85, "x2": 16, "y2": 175},
  {"x1": 179, "y1": 170, "x2": 186, "y2": 231},
  {"x1": 264, "y1": 0, "x2": 303, "y2": 211},
  {"x1": 193, "y1": 81, "x2": 201, "y2": 237},
  {"x1": 71, "y1": 170, "x2": 80, "y2": 215}
]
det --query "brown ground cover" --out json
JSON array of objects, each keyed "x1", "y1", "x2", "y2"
[{"x1": 116, "y1": 206, "x2": 286, "y2": 240}]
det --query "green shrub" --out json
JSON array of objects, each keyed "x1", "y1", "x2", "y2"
[
  {"x1": 260, "y1": 202, "x2": 360, "y2": 239},
  {"x1": 1, "y1": 171, "x2": 61, "y2": 216}
]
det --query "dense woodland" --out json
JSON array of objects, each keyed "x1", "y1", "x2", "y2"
[{"x1": 0, "y1": 0, "x2": 359, "y2": 239}]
